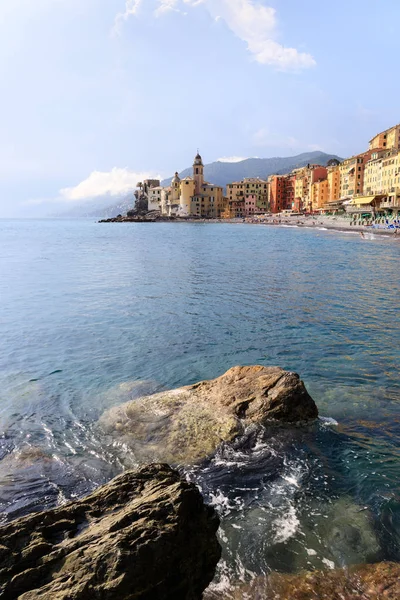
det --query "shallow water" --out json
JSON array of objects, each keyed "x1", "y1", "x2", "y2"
[{"x1": 0, "y1": 220, "x2": 399, "y2": 590}]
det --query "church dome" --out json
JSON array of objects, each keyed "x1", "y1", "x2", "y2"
[
  {"x1": 172, "y1": 171, "x2": 180, "y2": 184},
  {"x1": 194, "y1": 152, "x2": 203, "y2": 165}
]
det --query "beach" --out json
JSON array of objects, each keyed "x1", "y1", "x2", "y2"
[{"x1": 226, "y1": 213, "x2": 400, "y2": 235}]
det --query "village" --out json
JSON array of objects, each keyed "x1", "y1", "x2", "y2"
[{"x1": 127, "y1": 123, "x2": 400, "y2": 224}]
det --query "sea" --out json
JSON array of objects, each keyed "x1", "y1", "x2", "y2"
[{"x1": 0, "y1": 219, "x2": 399, "y2": 593}]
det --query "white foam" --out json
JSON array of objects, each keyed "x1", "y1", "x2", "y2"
[
  {"x1": 273, "y1": 505, "x2": 299, "y2": 544},
  {"x1": 209, "y1": 489, "x2": 241, "y2": 516},
  {"x1": 282, "y1": 475, "x2": 300, "y2": 488},
  {"x1": 319, "y1": 416, "x2": 339, "y2": 427},
  {"x1": 322, "y1": 558, "x2": 335, "y2": 570}
]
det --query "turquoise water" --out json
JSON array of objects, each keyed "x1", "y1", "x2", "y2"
[{"x1": 0, "y1": 220, "x2": 399, "y2": 588}]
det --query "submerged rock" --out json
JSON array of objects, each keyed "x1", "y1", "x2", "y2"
[
  {"x1": 99, "y1": 366, "x2": 318, "y2": 465},
  {"x1": 205, "y1": 562, "x2": 400, "y2": 599},
  {"x1": 0, "y1": 464, "x2": 221, "y2": 600}
]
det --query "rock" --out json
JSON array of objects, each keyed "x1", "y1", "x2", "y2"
[
  {"x1": 99, "y1": 366, "x2": 318, "y2": 465},
  {"x1": 0, "y1": 464, "x2": 221, "y2": 600},
  {"x1": 96, "y1": 379, "x2": 162, "y2": 412},
  {"x1": 204, "y1": 562, "x2": 400, "y2": 599}
]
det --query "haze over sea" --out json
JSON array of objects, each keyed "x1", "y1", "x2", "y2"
[{"x1": 1, "y1": 219, "x2": 400, "y2": 589}]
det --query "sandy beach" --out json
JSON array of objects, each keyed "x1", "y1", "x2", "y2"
[{"x1": 233, "y1": 214, "x2": 400, "y2": 236}]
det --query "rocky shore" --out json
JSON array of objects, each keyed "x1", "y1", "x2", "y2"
[
  {"x1": 0, "y1": 464, "x2": 221, "y2": 600},
  {"x1": 99, "y1": 366, "x2": 318, "y2": 465},
  {"x1": 205, "y1": 561, "x2": 400, "y2": 599},
  {"x1": 1, "y1": 366, "x2": 399, "y2": 599}
]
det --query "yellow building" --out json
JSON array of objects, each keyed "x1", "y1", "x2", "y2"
[
  {"x1": 293, "y1": 167, "x2": 307, "y2": 205},
  {"x1": 161, "y1": 154, "x2": 226, "y2": 218},
  {"x1": 380, "y1": 150, "x2": 400, "y2": 213},
  {"x1": 291, "y1": 165, "x2": 328, "y2": 211},
  {"x1": 363, "y1": 151, "x2": 386, "y2": 196},
  {"x1": 189, "y1": 153, "x2": 226, "y2": 218},
  {"x1": 179, "y1": 176, "x2": 196, "y2": 216},
  {"x1": 347, "y1": 148, "x2": 400, "y2": 216},
  {"x1": 369, "y1": 124, "x2": 400, "y2": 151}
]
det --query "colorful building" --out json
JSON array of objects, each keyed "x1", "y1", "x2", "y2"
[
  {"x1": 380, "y1": 150, "x2": 400, "y2": 214},
  {"x1": 226, "y1": 177, "x2": 269, "y2": 217},
  {"x1": 268, "y1": 175, "x2": 286, "y2": 214},
  {"x1": 327, "y1": 163, "x2": 341, "y2": 202},
  {"x1": 160, "y1": 153, "x2": 226, "y2": 218},
  {"x1": 292, "y1": 165, "x2": 328, "y2": 212},
  {"x1": 369, "y1": 124, "x2": 400, "y2": 151},
  {"x1": 339, "y1": 151, "x2": 372, "y2": 200},
  {"x1": 311, "y1": 178, "x2": 329, "y2": 210}
]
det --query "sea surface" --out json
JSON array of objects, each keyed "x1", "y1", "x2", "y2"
[{"x1": 0, "y1": 219, "x2": 399, "y2": 593}]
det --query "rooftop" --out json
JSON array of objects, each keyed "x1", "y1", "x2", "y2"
[{"x1": 369, "y1": 123, "x2": 400, "y2": 143}]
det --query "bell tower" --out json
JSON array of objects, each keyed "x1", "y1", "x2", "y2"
[{"x1": 193, "y1": 152, "x2": 204, "y2": 195}]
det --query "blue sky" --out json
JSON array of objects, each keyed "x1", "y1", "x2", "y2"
[{"x1": 0, "y1": 0, "x2": 399, "y2": 216}]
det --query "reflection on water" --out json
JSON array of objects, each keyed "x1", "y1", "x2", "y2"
[{"x1": 0, "y1": 220, "x2": 399, "y2": 588}]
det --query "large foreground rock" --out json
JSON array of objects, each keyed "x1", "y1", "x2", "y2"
[
  {"x1": 99, "y1": 366, "x2": 318, "y2": 465},
  {"x1": 205, "y1": 562, "x2": 400, "y2": 599},
  {"x1": 0, "y1": 464, "x2": 221, "y2": 600}
]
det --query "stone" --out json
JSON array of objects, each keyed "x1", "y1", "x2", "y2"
[
  {"x1": 204, "y1": 562, "x2": 400, "y2": 599},
  {"x1": 99, "y1": 366, "x2": 318, "y2": 465},
  {"x1": 0, "y1": 464, "x2": 221, "y2": 600}
]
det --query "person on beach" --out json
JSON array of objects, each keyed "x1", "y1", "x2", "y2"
[{"x1": 360, "y1": 232, "x2": 365, "y2": 238}]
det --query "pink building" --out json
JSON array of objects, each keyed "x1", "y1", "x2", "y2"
[{"x1": 245, "y1": 194, "x2": 257, "y2": 216}]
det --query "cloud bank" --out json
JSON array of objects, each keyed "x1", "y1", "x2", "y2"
[
  {"x1": 60, "y1": 167, "x2": 160, "y2": 201},
  {"x1": 217, "y1": 156, "x2": 248, "y2": 163},
  {"x1": 114, "y1": 0, "x2": 316, "y2": 70}
]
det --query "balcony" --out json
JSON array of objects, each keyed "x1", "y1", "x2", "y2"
[{"x1": 379, "y1": 197, "x2": 400, "y2": 209}]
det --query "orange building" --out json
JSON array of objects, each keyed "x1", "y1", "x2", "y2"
[
  {"x1": 311, "y1": 179, "x2": 329, "y2": 210},
  {"x1": 327, "y1": 163, "x2": 341, "y2": 202}
]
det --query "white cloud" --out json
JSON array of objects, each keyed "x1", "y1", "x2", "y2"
[
  {"x1": 59, "y1": 167, "x2": 161, "y2": 201},
  {"x1": 217, "y1": 156, "x2": 248, "y2": 163},
  {"x1": 112, "y1": 0, "x2": 143, "y2": 36},
  {"x1": 154, "y1": 0, "x2": 186, "y2": 17},
  {"x1": 114, "y1": 0, "x2": 315, "y2": 70},
  {"x1": 200, "y1": 0, "x2": 316, "y2": 70}
]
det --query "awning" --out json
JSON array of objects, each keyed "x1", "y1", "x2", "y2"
[{"x1": 350, "y1": 195, "x2": 377, "y2": 205}]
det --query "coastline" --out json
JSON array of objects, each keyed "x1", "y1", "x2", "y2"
[
  {"x1": 100, "y1": 214, "x2": 399, "y2": 236},
  {"x1": 237, "y1": 215, "x2": 400, "y2": 236}
]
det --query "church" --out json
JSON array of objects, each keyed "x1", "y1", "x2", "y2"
[{"x1": 161, "y1": 153, "x2": 226, "y2": 218}]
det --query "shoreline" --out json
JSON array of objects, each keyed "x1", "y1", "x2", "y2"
[{"x1": 100, "y1": 214, "x2": 399, "y2": 236}]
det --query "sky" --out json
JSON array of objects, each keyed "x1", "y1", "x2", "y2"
[{"x1": 0, "y1": 0, "x2": 399, "y2": 217}]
